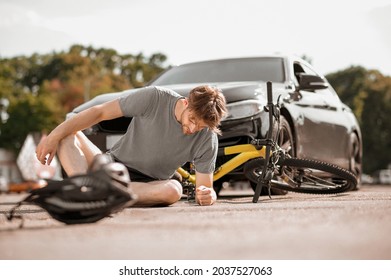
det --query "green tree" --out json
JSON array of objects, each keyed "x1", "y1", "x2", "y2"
[
  {"x1": 327, "y1": 67, "x2": 391, "y2": 174},
  {"x1": 0, "y1": 44, "x2": 169, "y2": 152},
  {"x1": 0, "y1": 94, "x2": 62, "y2": 152}
]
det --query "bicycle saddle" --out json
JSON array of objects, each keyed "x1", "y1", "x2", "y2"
[{"x1": 7, "y1": 155, "x2": 137, "y2": 225}]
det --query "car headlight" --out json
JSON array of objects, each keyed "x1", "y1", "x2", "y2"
[{"x1": 224, "y1": 100, "x2": 264, "y2": 121}]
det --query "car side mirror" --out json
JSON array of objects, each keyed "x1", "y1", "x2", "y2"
[{"x1": 298, "y1": 73, "x2": 328, "y2": 90}]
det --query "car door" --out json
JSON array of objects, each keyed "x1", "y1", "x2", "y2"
[{"x1": 288, "y1": 62, "x2": 350, "y2": 166}]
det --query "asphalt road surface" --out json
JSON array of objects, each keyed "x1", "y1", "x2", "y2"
[{"x1": 0, "y1": 184, "x2": 390, "y2": 260}]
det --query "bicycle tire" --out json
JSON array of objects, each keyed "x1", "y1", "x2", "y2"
[{"x1": 244, "y1": 157, "x2": 357, "y2": 194}]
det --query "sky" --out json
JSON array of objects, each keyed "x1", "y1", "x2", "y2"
[{"x1": 0, "y1": 0, "x2": 390, "y2": 76}]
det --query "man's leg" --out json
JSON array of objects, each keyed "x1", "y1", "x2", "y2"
[
  {"x1": 130, "y1": 179, "x2": 183, "y2": 207},
  {"x1": 58, "y1": 132, "x2": 181, "y2": 206},
  {"x1": 57, "y1": 131, "x2": 102, "y2": 176}
]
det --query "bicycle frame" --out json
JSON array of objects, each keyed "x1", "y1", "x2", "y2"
[{"x1": 176, "y1": 144, "x2": 267, "y2": 185}]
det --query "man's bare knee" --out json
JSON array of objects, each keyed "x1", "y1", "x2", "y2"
[
  {"x1": 57, "y1": 134, "x2": 80, "y2": 162},
  {"x1": 154, "y1": 180, "x2": 182, "y2": 206},
  {"x1": 58, "y1": 134, "x2": 76, "y2": 151},
  {"x1": 165, "y1": 180, "x2": 183, "y2": 204},
  {"x1": 57, "y1": 134, "x2": 88, "y2": 175},
  {"x1": 129, "y1": 179, "x2": 183, "y2": 207}
]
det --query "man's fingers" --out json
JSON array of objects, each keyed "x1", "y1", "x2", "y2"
[
  {"x1": 196, "y1": 186, "x2": 211, "y2": 194},
  {"x1": 47, "y1": 153, "x2": 55, "y2": 165},
  {"x1": 196, "y1": 186, "x2": 216, "y2": 206},
  {"x1": 36, "y1": 148, "x2": 50, "y2": 165},
  {"x1": 39, "y1": 155, "x2": 47, "y2": 165},
  {"x1": 36, "y1": 146, "x2": 45, "y2": 163},
  {"x1": 36, "y1": 136, "x2": 50, "y2": 164}
]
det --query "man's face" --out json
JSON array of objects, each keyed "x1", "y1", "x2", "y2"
[{"x1": 180, "y1": 109, "x2": 208, "y2": 135}]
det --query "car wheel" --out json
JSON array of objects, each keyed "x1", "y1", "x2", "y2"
[
  {"x1": 349, "y1": 133, "x2": 362, "y2": 190},
  {"x1": 250, "y1": 116, "x2": 294, "y2": 195},
  {"x1": 277, "y1": 116, "x2": 295, "y2": 157}
]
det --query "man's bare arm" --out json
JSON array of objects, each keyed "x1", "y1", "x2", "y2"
[
  {"x1": 36, "y1": 99, "x2": 123, "y2": 165},
  {"x1": 195, "y1": 171, "x2": 216, "y2": 206}
]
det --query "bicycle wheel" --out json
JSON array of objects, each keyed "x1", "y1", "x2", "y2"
[{"x1": 244, "y1": 157, "x2": 357, "y2": 194}]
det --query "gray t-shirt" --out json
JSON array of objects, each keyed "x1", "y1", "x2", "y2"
[{"x1": 109, "y1": 86, "x2": 218, "y2": 180}]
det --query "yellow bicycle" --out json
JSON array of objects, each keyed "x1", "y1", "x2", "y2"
[{"x1": 177, "y1": 82, "x2": 357, "y2": 203}]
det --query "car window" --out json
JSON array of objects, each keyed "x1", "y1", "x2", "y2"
[{"x1": 151, "y1": 57, "x2": 285, "y2": 85}]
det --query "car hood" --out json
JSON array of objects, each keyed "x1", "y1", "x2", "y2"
[
  {"x1": 163, "y1": 82, "x2": 263, "y2": 102},
  {"x1": 70, "y1": 81, "x2": 287, "y2": 115}
]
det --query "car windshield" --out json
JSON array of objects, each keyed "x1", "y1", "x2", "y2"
[{"x1": 151, "y1": 57, "x2": 285, "y2": 85}]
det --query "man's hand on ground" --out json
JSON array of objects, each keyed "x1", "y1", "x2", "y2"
[{"x1": 196, "y1": 185, "x2": 217, "y2": 206}]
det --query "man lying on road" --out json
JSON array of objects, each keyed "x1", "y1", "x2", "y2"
[{"x1": 36, "y1": 85, "x2": 227, "y2": 206}]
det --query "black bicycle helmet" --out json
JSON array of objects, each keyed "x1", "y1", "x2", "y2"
[{"x1": 7, "y1": 155, "x2": 137, "y2": 225}]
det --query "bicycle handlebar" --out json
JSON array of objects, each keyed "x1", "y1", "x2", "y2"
[
  {"x1": 267, "y1": 81, "x2": 273, "y2": 106},
  {"x1": 266, "y1": 81, "x2": 274, "y2": 139}
]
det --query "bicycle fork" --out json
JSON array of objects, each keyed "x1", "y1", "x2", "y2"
[
  {"x1": 252, "y1": 162, "x2": 274, "y2": 202},
  {"x1": 253, "y1": 81, "x2": 276, "y2": 203}
]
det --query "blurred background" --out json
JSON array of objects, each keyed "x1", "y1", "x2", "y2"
[{"x1": 0, "y1": 0, "x2": 390, "y2": 186}]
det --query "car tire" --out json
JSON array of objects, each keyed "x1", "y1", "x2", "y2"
[
  {"x1": 277, "y1": 115, "x2": 296, "y2": 157},
  {"x1": 250, "y1": 115, "x2": 294, "y2": 195}
]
